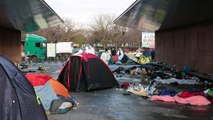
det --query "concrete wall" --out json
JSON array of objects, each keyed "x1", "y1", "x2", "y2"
[
  {"x1": 0, "y1": 28, "x2": 21, "y2": 62},
  {"x1": 155, "y1": 23, "x2": 213, "y2": 74}
]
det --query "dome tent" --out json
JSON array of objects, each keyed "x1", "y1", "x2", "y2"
[
  {"x1": 25, "y1": 74, "x2": 75, "y2": 114},
  {"x1": 58, "y1": 52, "x2": 118, "y2": 92},
  {"x1": 0, "y1": 55, "x2": 47, "y2": 120}
]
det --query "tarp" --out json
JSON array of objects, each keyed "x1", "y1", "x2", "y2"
[
  {"x1": 109, "y1": 64, "x2": 141, "y2": 72},
  {"x1": 154, "y1": 78, "x2": 199, "y2": 85},
  {"x1": 158, "y1": 89, "x2": 177, "y2": 96},
  {"x1": 151, "y1": 95, "x2": 175, "y2": 102},
  {"x1": 174, "y1": 96, "x2": 211, "y2": 106},
  {"x1": 151, "y1": 95, "x2": 211, "y2": 106}
]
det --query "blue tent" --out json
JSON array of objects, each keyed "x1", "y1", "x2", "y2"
[{"x1": 0, "y1": 55, "x2": 47, "y2": 120}]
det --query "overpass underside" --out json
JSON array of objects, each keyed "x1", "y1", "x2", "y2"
[
  {"x1": 114, "y1": 0, "x2": 213, "y2": 74},
  {"x1": 0, "y1": 0, "x2": 62, "y2": 62}
]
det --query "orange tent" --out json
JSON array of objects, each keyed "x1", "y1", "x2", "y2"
[
  {"x1": 49, "y1": 78, "x2": 70, "y2": 97},
  {"x1": 26, "y1": 74, "x2": 70, "y2": 97}
]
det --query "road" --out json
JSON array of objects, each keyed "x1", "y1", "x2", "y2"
[{"x1": 26, "y1": 62, "x2": 213, "y2": 120}]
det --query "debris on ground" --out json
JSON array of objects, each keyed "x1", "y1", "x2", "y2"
[{"x1": 112, "y1": 61, "x2": 213, "y2": 106}]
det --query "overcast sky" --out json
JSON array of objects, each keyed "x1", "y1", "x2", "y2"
[{"x1": 45, "y1": 0, "x2": 135, "y2": 26}]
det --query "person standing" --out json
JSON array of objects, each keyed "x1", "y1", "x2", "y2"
[
  {"x1": 111, "y1": 48, "x2": 116, "y2": 56},
  {"x1": 117, "y1": 48, "x2": 124, "y2": 61},
  {"x1": 111, "y1": 48, "x2": 118, "y2": 63},
  {"x1": 100, "y1": 48, "x2": 110, "y2": 65}
]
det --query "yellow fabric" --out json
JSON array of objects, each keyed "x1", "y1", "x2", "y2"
[
  {"x1": 141, "y1": 68, "x2": 147, "y2": 76},
  {"x1": 35, "y1": 93, "x2": 41, "y2": 105},
  {"x1": 129, "y1": 89, "x2": 149, "y2": 97},
  {"x1": 138, "y1": 55, "x2": 151, "y2": 64}
]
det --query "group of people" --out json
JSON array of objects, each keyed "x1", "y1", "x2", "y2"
[
  {"x1": 100, "y1": 47, "x2": 155, "y2": 65},
  {"x1": 76, "y1": 46, "x2": 155, "y2": 65},
  {"x1": 100, "y1": 48, "x2": 124, "y2": 65}
]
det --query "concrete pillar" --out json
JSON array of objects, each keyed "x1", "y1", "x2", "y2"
[{"x1": 0, "y1": 28, "x2": 21, "y2": 62}]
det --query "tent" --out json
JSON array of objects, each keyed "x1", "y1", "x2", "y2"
[
  {"x1": 58, "y1": 52, "x2": 119, "y2": 92},
  {"x1": 25, "y1": 74, "x2": 70, "y2": 97},
  {"x1": 25, "y1": 74, "x2": 75, "y2": 113},
  {"x1": 0, "y1": 55, "x2": 47, "y2": 120}
]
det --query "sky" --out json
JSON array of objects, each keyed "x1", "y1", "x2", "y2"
[{"x1": 45, "y1": 0, "x2": 135, "y2": 26}]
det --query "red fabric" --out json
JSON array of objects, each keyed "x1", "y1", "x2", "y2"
[
  {"x1": 25, "y1": 74, "x2": 52, "y2": 86},
  {"x1": 76, "y1": 51, "x2": 114, "y2": 79},
  {"x1": 174, "y1": 95, "x2": 210, "y2": 106},
  {"x1": 78, "y1": 58, "x2": 83, "y2": 81},
  {"x1": 75, "y1": 52, "x2": 99, "y2": 62},
  {"x1": 112, "y1": 55, "x2": 118, "y2": 62},
  {"x1": 177, "y1": 91, "x2": 204, "y2": 98},
  {"x1": 151, "y1": 95, "x2": 211, "y2": 106},
  {"x1": 122, "y1": 82, "x2": 129, "y2": 87},
  {"x1": 147, "y1": 48, "x2": 153, "y2": 51}
]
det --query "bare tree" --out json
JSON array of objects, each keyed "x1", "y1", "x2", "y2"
[
  {"x1": 32, "y1": 17, "x2": 77, "y2": 42},
  {"x1": 90, "y1": 14, "x2": 116, "y2": 49},
  {"x1": 122, "y1": 28, "x2": 141, "y2": 48},
  {"x1": 25, "y1": 15, "x2": 141, "y2": 50},
  {"x1": 89, "y1": 14, "x2": 141, "y2": 50}
]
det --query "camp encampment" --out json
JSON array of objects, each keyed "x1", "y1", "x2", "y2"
[
  {"x1": 58, "y1": 52, "x2": 119, "y2": 92},
  {"x1": 0, "y1": 55, "x2": 47, "y2": 120}
]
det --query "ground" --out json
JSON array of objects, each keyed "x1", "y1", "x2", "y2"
[
  {"x1": 48, "y1": 89, "x2": 213, "y2": 120},
  {"x1": 25, "y1": 62, "x2": 213, "y2": 120}
]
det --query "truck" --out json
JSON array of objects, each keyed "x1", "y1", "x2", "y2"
[
  {"x1": 46, "y1": 42, "x2": 73, "y2": 61},
  {"x1": 24, "y1": 34, "x2": 73, "y2": 62},
  {"x1": 24, "y1": 34, "x2": 47, "y2": 62}
]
